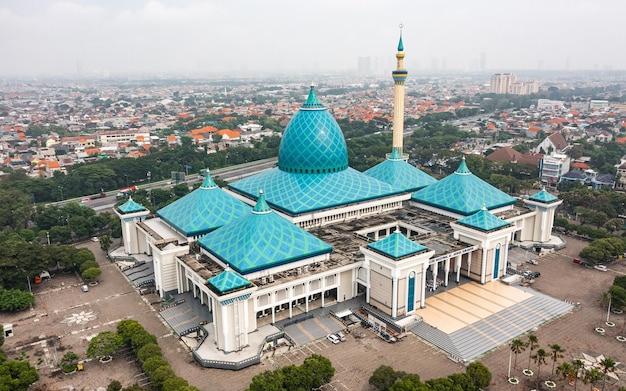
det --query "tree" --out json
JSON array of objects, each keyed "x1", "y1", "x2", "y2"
[
  {"x1": 598, "y1": 356, "x2": 616, "y2": 391},
  {"x1": 510, "y1": 338, "x2": 527, "y2": 370},
  {"x1": 248, "y1": 370, "x2": 284, "y2": 391},
  {"x1": 465, "y1": 361, "x2": 491, "y2": 390},
  {"x1": 0, "y1": 288, "x2": 34, "y2": 312},
  {"x1": 556, "y1": 362, "x2": 575, "y2": 387},
  {"x1": 87, "y1": 331, "x2": 123, "y2": 361},
  {"x1": 526, "y1": 334, "x2": 539, "y2": 370},
  {"x1": 0, "y1": 324, "x2": 4, "y2": 348},
  {"x1": 302, "y1": 354, "x2": 334, "y2": 389},
  {"x1": 60, "y1": 351, "x2": 79, "y2": 373},
  {"x1": 136, "y1": 343, "x2": 162, "y2": 363},
  {"x1": 131, "y1": 330, "x2": 158, "y2": 353},
  {"x1": 163, "y1": 376, "x2": 194, "y2": 391},
  {"x1": 572, "y1": 359, "x2": 584, "y2": 391},
  {"x1": 150, "y1": 365, "x2": 175, "y2": 390},
  {"x1": 79, "y1": 260, "x2": 99, "y2": 274},
  {"x1": 107, "y1": 380, "x2": 122, "y2": 391},
  {"x1": 370, "y1": 365, "x2": 401, "y2": 391},
  {"x1": 117, "y1": 319, "x2": 144, "y2": 346},
  {"x1": 532, "y1": 348, "x2": 549, "y2": 386},
  {"x1": 100, "y1": 234, "x2": 113, "y2": 252},
  {"x1": 549, "y1": 344, "x2": 566, "y2": 375},
  {"x1": 0, "y1": 360, "x2": 39, "y2": 391},
  {"x1": 141, "y1": 356, "x2": 168, "y2": 375},
  {"x1": 81, "y1": 267, "x2": 102, "y2": 281},
  {"x1": 583, "y1": 367, "x2": 603, "y2": 390}
]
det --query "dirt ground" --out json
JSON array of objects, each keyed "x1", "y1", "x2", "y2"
[{"x1": 1, "y1": 235, "x2": 624, "y2": 391}]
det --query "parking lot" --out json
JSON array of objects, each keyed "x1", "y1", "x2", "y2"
[{"x1": 2, "y1": 236, "x2": 625, "y2": 390}]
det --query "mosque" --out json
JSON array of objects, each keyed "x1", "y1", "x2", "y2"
[{"x1": 114, "y1": 33, "x2": 565, "y2": 369}]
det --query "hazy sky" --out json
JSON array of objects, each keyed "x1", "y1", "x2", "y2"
[{"x1": 1, "y1": 0, "x2": 624, "y2": 77}]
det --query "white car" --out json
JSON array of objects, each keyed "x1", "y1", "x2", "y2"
[
  {"x1": 327, "y1": 334, "x2": 340, "y2": 344},
  {"x1": 526, "y1": 259, "x2": 538, "y2": 265},
  {"x1": 336, "y1": 331, "x2": 347, "y2": 342},
  {"x1": 594, "y1": 264, "x2": 608, "y2": 272}
]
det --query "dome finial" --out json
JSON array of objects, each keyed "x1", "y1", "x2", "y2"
[
  {"x1": 252, "y1": 189, "x2": 271, "y2": 214},
  {"x1": 302, "y1": 83, "x2": 324, "y2": 109},
  {"x1": 397, "y1": 23, "x2": 404, "y2": 52}
]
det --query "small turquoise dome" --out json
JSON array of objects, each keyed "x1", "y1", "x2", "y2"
[{"x1": 278, "y1": 85, "x2": 348, "y2": 174}]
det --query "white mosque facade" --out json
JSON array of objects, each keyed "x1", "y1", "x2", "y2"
[{"x1": 114, "y1": 37, "x2": 562, "y2": 359}]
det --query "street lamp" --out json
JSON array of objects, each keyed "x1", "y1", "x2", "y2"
[
  {"x1": 607, "y1": 293, "x2": 612, "y2": 323},
  {"x1": 46, "y1": 231, "x2": 50, "y2": 245}
]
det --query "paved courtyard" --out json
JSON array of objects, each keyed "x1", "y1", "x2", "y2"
[{"x1": 2, "y1": 236, "x2": 625, "y2": 390}]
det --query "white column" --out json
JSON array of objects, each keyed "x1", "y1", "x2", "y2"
[
  {"x1": 432, "y1": 263, "x2": 439, "y2": 289},
  {"x1": 455, "y1": 255, "x2": 462, "y2": 282},
  {"x1": 391, "y1": 272, "x2": 398, "y2": 317},
  {"x1": 444, "y1": 258, "x2": 450, "y2": 287},
  {"x1": 480, "y1": 246, "x2": 488, "y2": 284},
  {"x1": 420, "y1": 263, "x2": 428, "y2": 308}
]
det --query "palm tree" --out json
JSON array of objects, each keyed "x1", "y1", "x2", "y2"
[
  {"x1": 556, "y1": 362, "x2": 572, "y2": 377},
  {"x1": 584, "y1": 367, "x2": 603, "y2": 391},
  {"x1": 526, "y1": 334, "x2": 539, "y2": 370},
  {"x1": 572, "y1": 359, "x2": 584, "y2": 391},
  {"x1": 549, "y1": 343, "x2": 566, "y2": 375},
  {"x1": 598, "y1": 357, "x2": 616, "y2": 391},
  {"x1": 532, "y1": 348, "x2": 549, "y2": 388},
  {"x1": 510, "y1": 338, "x2": 527, "y2": 370}
]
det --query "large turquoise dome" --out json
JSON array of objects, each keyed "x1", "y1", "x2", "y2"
[{"x1": 278, "y1": 86, "x2": 348, "y2": 174}]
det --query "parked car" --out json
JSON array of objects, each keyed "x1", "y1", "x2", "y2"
[
  {"x1": 80, "y1": 197, "x2": 91, "y2": 204},
  {"x1": 594, "y1": 265, "x2": 608, "y2": 272},
  {"x1": 327, "y1": 334, "x2": 340, "y2": 344},
  {"x1": 526, "y1": 259, "x2": 539, "y2": 265},
  {"x1": 336, "y1": 331, "x2": 347, "y2": 342},
  {"x1": 523, "y1": 271, "x2": 541, "y2": 279},
  {"x1": 81, "y1": 285, "x2": 89, "y2": 292},
  {"x1": 573, "y1": 258, "x2": 584, "y2": 264}
]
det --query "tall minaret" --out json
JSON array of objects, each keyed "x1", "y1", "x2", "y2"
[{"x1": 391, "y1": 25, "x2": 408, "y2": 159}]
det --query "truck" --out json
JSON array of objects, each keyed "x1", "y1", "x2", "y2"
[{"x1": 116, "y1": 186, "x2": 138, "y2": 200}]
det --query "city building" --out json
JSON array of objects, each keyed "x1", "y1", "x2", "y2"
[
  {"x1": 114, "y1": 34, "x2": 564, "y2": 370},
  {"x1": 490, "y1": 73, "x2": 538, "y2": 95}
]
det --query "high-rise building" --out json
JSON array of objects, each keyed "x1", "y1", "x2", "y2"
[
  {"x1": 490, "y1": 73, "x2": 516, "y2": 94},
  {"x1": 357, "y1": 57, "x2": 371, "y2": 75}
]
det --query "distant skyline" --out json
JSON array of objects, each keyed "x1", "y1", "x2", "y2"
[{"x1": 1, "y1": 0, "x2": 625, "y2": 77}]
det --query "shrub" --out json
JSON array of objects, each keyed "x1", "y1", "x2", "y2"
[
  {"x1": 87, "y1": 331, "x2": 123, "y2": 360},
  {"x1": 107, "y1": 380, "x2": 122, "y2": 391},
  {"x1": 0, "y1": 288, "x2": 34, "y2": 312},
  {"x1": 61, "y1": 351, "x2": 79, "y2": 373}
]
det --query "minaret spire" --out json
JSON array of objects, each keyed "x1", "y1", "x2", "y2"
[{"x1": 391, "y1": 24, "x2": 408, "y2": 159}]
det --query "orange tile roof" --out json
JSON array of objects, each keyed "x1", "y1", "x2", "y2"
[
  {"x1": 48, "y1": 161, "x2": 60, "y2": 169},
  {"x1": 217, "y1": 129, "x2": 241, "y2": 138}
]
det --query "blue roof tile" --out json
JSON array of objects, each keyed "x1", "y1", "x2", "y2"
[
  {"x1": 364, "y1": 152, "x2": 437, "y2": 192},
  {"x1": 117, "y1": 198, "x2": 147, "y2": 214},
  {"x1": 197, "y1": 193, "x2": 333, "y2": 274},
  {"x1": 456, "y1": 206, "x2": 511, "y2": 232},
  {"x1": 207, "y1": 270, "x2": 251, "y2": 294},
  {"x1": 528, "y1": 188, "x2": 559, "y2": 203},
  {"x1": 229, "y1": 167, "x2": 400, "y2": 215},
  {"x1": 367, "y1": 230, "x2": 427, "y2": 259},
  {"x1": 412, "y1": 158, "x2": 516, "y2": 216},
  {"x1": 157, "y1": 172, "x2": 251, "y2": 237}
]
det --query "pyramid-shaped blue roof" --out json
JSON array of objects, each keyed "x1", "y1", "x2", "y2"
[
  {"x1": 207, "y1": 269, "x2": 251, "y2": 294},
  {"x1": 364, "y1": 149, "x2": 437, "y2": 192},
  {"x1": 529, "y1": 188, "x2": 559, "y2": 203},
  {"x1": 412, "y1": 158, "x2": 516, "y2": 216},
  {"x1": 118, "y1": 198, "x2": 147, "y2": 214},
  {"x1": 229, "y1": 167, "x2": 400, "y2": 215},
  {"x1": 456, "y1": 206, "x2": 511, "y2": 232},
  {"x1": 157, "y1": 173, "x2": 251, "y2": 237},
  {"x1": 197, "y1": 192, "x2": 332, "y2": 274},
  {"x1": 367, "y1": 231, "x2": 427, "y2": 259}
]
